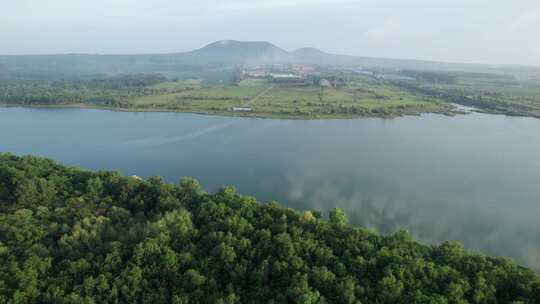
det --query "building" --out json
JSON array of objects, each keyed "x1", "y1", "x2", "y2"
[
  {"x1": 292, "y1": 64, "x2": 318, "y2": 77},
  {"x1": 319, "y1": 78, "x2": 332, "y2": 88},
  {"x1": 270, "y1": 73, "x2": 306, "y2": 86},
  {"x1": 232, "y1": 107, "x2": 253, "y2": 112},
  {"x1": 243, "y1": 69, "x2": 267, "y2": 78}
]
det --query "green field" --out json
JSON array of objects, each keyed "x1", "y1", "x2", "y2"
[
  {"x1": 3, "y1": 72, "x2": 507, "y2": 119},
  {"x1": 131, "y1": 82, "x2": 267, "y2": 113},
  {"x1": 129, "y1": 79, "x2": 454, "y2": 119},
  {"x1": 148, "y1": 79, "x2": 202, "y2": 90}
]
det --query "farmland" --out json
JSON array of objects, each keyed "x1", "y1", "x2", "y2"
[
  {"x1": 128, "y1": 78, "x2": 455, "y2": 119},
  {"x1": 5, "y1": 68, "x2": 540, "y2": 119}
]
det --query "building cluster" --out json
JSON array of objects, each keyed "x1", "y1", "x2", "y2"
[{"x1": 241, "y1": 64, "x2": 322, "y2": 86}]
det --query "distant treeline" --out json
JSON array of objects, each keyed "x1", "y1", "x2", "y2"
[
  {"x1": 400, "y1": 70, "x2": 517, "y2": 85},
  {"x1": 401, "y1": 70, "x2": 458, "y2": 84},
  {"x1": 0, "y1": 74, "x2": 168, "y2": 106},
  {"x1": 0, "y1": 153, "x2": 539, "y2": 303},
  {"x1": 395, "y1": 81, "x2": 540, "y2": 118},
  {"x1": 76, "y1": 74, "x2": 168, "y2": 90}
]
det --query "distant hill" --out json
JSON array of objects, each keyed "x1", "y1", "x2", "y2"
[
  {"x1": 1, "y1": 40, "x2": 539, "y2": 79},
  {"x1": 188, "y1": 40, "x2": 289, "y2": 63},
  {"x1": 290, "y1": 47, "x2": 338, "y2": 65}
]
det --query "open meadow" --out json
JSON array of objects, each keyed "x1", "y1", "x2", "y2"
[{"x1": 129, "y1": 78, "x2": 455, "y2": 118}]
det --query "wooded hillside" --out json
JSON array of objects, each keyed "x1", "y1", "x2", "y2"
[{"x1": 0, "y1": 153, "x2": 539, "y2": 303}]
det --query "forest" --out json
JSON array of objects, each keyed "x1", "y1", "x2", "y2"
[
  {"x1": 0, "y1": 74, "x2": 170, "y2": 107},
  {"x1": 0, "y1": 153, "x2": 539, "y2": 303}
]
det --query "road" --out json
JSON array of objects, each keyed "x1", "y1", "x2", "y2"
[{"x1": 245, "y1": 84, "x2": 275, "y2": 106}]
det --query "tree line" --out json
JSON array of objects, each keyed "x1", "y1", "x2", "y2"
[
  {"x1": 0, "y1": 74, "x2": 169, "y2": 107},
  {"x1": 0, "y1": 153, "x2": 539, "y2": 303}
]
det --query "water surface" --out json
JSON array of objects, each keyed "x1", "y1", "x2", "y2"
[{"x1": 1, "y1": 107, "x2": 540, "y2": 269}]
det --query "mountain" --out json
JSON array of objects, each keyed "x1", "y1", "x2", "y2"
[
  {"x1": 188, "y1": 40, "x2": 289, "y2": 63},
  {"x1": 290, "y1": 47, "x2": 337, "y2": 64},
  {"x1": 1, "y1": 40, "x2": 539, "y2": 80}
]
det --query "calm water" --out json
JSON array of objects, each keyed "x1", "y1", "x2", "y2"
[{"x1": 1, "y1": 107, "x2": 540, "y2": 269}]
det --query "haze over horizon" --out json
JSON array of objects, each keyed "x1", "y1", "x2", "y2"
[{"x1": 2, "y1": 0, "x2": 540, "y2": 66}]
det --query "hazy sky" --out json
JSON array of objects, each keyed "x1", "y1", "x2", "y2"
[{"x1": 1, "y1": 0, "x2": 539, "y2": 65}]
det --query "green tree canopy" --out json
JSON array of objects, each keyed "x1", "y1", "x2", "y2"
[{"x1": 0, "y1": 153, "x2": 539, "y2": 303}]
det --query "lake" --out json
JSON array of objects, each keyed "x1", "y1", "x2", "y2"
[{"x1": 1, "y1": 107, "x2": 540, "y2": 269}]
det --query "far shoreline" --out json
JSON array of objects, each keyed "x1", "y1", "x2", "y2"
[{"x1": 0, "y1": 103, "x2": 471, "y2": 121}]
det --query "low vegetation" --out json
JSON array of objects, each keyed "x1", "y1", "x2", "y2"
[
  {"x1": 0, "y1": 73, "x2": 456, "y2": 119},
  {"x1": 1, "y1": 153, "x2": 540, "y2": 303},
  {"x1": 393, "y1": 71, "x2": 540, "y2": 118},
  {"x1": 2, "y1": 68, "x2": 540, "y2": 119}
]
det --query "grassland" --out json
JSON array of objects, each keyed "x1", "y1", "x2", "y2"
[
  {"x1": 0, "y1": 73, "x2": 470, "y2": 119},
  {"x1": 128, "y1": 78, "x2": 456, "y2": 119}
]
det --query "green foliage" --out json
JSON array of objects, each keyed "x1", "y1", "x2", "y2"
[
  {"x1": 0, "y1": 153, "x2": 540, "y2": 303},
  {"x1": 0, "y1": 74, "x2": 168, "y2": 107},
  {"x1": 329, "y1": 208, "x2": 348, "y2": 226},
  {"x1": 401, "y1": 70, "x2": 458, "y2": 84},
  {"x1": 395, "y1": 72, "x2": 540, "y2": 118}
]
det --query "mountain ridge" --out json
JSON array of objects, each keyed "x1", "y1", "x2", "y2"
[
  {"x1": 1, "y1": 40, "x2": 539, "y2": 79},
  {"x1": 186, "y1": 40, "x2": 290, "y2": 63}
]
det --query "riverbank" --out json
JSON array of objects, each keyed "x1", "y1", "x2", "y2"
[{"x1": 0, "y1": 102, "x2": 464, "y2": 120}]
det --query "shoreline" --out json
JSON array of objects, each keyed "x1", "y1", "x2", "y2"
[{"x1": 0, "y1": 103, "x2": 466, "y2": 120}]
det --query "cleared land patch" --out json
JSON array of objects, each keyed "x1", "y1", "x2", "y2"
[{"x1": 128, "y1": 80, "x2": 454, "y2": 118}]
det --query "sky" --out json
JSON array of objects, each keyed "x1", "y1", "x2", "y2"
[{"x1": 1, "y1": 0, "x2": 539, "y2": 65}]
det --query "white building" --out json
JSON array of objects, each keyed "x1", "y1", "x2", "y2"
[{"x1": 232, "y1": 107, "x2": 253, "y2": 112}]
